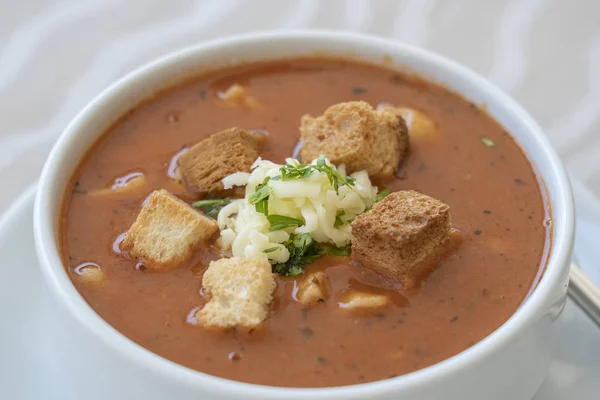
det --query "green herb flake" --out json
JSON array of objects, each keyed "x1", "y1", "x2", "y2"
[
  {"x1": 328, "y1": 244, "x2": 352, "y2": 257},
  {"x1": 334, "y1": 210, "x2": 345, "y2": 227},
  {"x1": 254, "y1": 198, "x2": 269, "y2": 215},
  {"x1": 192, "y1": 197, "x2": 231, "y2": 217},
  {"x1": 248, "y1": 177, "x2": 272, "y2": 214},
  {"x1": 280, "y1": 162, "x2": 312, "y2": 181},
  {"x1": 263, "y1": 247, "x2": 280, "y2": 254},
  {"x1": 276, "y1": 155, "x2": 355, "y2": 194},
  {"x1": 267, "y1": 214, "x2": 304, "y2": 232},
  {"x1": 375, "y1": 188, "x2": 391, "y2": 203},
  {"x1": 311, "y1": 155, "x2": 355, "y2": 193},
  {"x1": 272, "y1": 233, "x2": 324, "y2": 276},
  {"x1": 480, "y1": 137, "x2": 496, "y2": 147},
  {"x1": 316, "y1": 154, "x2": 327, "y2": 168}
]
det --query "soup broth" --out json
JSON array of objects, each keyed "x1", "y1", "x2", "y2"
[{"x1": 60, "y1": 58, "x2": 549, "y2": 387}]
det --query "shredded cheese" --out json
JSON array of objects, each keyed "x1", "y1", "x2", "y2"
[{"x1": 217, "y1": 157, "x2": 378, "y2": 264}]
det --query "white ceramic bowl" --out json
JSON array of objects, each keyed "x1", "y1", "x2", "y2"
[{"x1": 34, "y1": 31, "x2": 574, "y2": 400}]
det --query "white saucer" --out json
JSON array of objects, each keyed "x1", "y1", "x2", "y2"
[{"x1": 0, "y1": 187, "x2": 598, "y2": 399}]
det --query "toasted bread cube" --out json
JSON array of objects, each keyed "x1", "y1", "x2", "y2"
[
  {"x1": 300, "y1": 101, "x2": 409, "y2": 178},
  {"x1": 198, "y1": 256, "x2": 276, "y2": 328},
  {"x1": 122, "y1": 190, "x2": 218, "y2": 269},
  {"x1": 295, "y1": 271, "x2": 329, "y2": 306},
  {"x1": 351, "y1": 190, "x2": 452, "y2": 279},
  {"x1": 178, "y1": 127, "x2": 260, "y2": 196},
  {"x1": 338, "y1": 291, "x2": 389, "y2": 310}
]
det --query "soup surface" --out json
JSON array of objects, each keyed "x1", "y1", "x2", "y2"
[{"x1": 60, "y1": 58, "x2": 549, "y2": 387}]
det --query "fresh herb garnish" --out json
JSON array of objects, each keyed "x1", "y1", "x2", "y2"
[
  {"x1": 279, "y1": 162, "x2": 313, "y2": 181},
  {"x1": 263, "y1": 246, "x2": 280, "y2": 254},
  {"x1": 255, "y1": 198, "x2": 269, "y2": 215},
  {"x1": 328, "y1": 244, "x2": 352, "y2": 256},
  {"x1": 274, "y1": 155, "x2": 355, "y2": 194},
  {"x1": 334, "y1": 210, "x2": 345, "y2": 227},
  {"x1": 248, "y1": 177, "x2": 271, "y2": 214},
  {"x1": 480, "y1": 137, "x2": 496, "y2": 147},
  {"x1": 192, "y1": 197, "x2": 231, "y2": 217},
  {"x1": 272, "y1": 233, "x2": 324, "y2": 276},
  {"x1": 266, "y1": 214, "x2": 304, "y2": 231},
  {"x1": 375, "y1": 188, "x2": 391, "y2": 203},
  {"x1": 313, "y1": 154, "x2": 356, "y2": 192}
]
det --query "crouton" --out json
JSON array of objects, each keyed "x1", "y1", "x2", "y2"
[
  {"x1": 74, "y1": 262, "x2": 105, "y2": 284},
  {"x1": 88, "y1": 173, "x2": 147, "y2": 197},
  {"x1": 178, "y1": 127, "x2": 260, "y2": 196},
  {"x1": 381, "y1": 106, "x2": 440, "y2": 141},
  {"x1": 338, "y1": 290, "x2": 389, "y2": 310},
  {"x1": 218, "y1": 84, "x2": 261, "y2": 108},
  {"x1": 198, "y1": 256, "x2": 276, "y2": 328},
  {"x1": 351, "y1": 190, "x2": 452, "y2": 280},
  {"x1": 294, "y1": 271, "x2": 329, "y2": 306},
  {"x1": 299, "y1": 101, "x2": 409, "y2": 178},
  {"x1": 122, "y1": 189, "x2": 218, "y2": 269}
]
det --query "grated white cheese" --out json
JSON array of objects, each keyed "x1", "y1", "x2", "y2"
[
  {"x1": 218, "y1": 157, "x2": 377, "y2": 264},
  {"x1": 222, "y1": 172, "x2": 251, "y2": 189}
]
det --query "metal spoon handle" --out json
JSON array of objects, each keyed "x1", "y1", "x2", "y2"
[{"x1": 568, "y1": 264, "x2": 600, "y2": 327}]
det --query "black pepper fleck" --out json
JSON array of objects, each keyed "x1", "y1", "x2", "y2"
[
  {"x1": 450, "y1": 316, "x2": 459, "y2": 322},
  {"x1": 352, "y1": 87, "x2": 367, "y2": 95},
  {"x1": 300, "y1": 326, "x2": 314, "y2": 338},
  {"x1": 390, "y1": 74, "x2": 403, "y2": 84},
  {"x1": 474, "y1": 229, "x2": 481, "y2": 235},
  {"x1": 317, "y1": 356, "x2": 328, "y2": 365},
  {"x1": 301, "y1": 307, "x2": 309, "y2": 320},
  {"x1": 483, "y1": 210, "x2": 492, "y2": 214}
]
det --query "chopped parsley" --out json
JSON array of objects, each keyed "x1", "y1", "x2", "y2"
[
  {"x1": 266, "y1": 214, "x2": 304, "y2": 231},
  {"x1": 192, "y1": 197, "x2": 231, "y2": 217},
  {"x1": 272, "y1": 233, "x2": 324, "y2": 276},
  {"x1": 279, "y1": 162, "x2": 313, "y2": 181},
  {"x1": 328, "y1": 244, "x2": 352, "y2": 256},
  {"x1": 248, "y1": 177, "x2": 271, "y2": 215},
  {"x1": 375, "y1": 188, "x2": 391, "y2": 203},
  {"x1": 480, "y1": 137, "x2": 496, "y2": 147},
  {"x1": 275, "y1": 155, "x2": 355, "y2": 193},
  {"x1": 263, "y1": 246, "x2": 280, "y2": 254},
  {"x1": 334, "y1": 210, "x2": 345, "y2": 227},
  {"x1": 313, "y1": 154, "x2": 356, "y2": 192}
]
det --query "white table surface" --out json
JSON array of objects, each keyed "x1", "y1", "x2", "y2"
[{"x1": 1, "y1": 1, "x2": 599, "y2": 398}]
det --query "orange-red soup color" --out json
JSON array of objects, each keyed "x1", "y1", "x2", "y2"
[{"x1": 60, "y1": 58, "x2": 549, "y2": 387}]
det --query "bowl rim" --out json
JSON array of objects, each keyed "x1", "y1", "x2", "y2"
[{"x1": 33, "y1": 30, "x2": 574, "y2": 398}]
